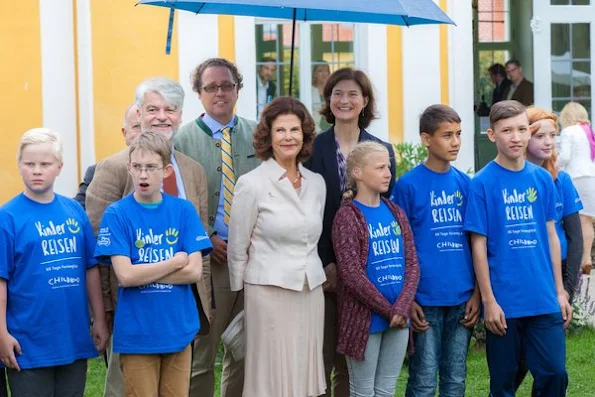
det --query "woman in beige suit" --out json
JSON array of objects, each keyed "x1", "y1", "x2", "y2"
[{"x1": 228, "y1": 97, "x2": 327, "y2": 397}]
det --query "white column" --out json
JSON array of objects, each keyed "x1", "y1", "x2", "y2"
[
  {"x1": 299, "y1": 23, "x2": 313, "y2": 109},
  {"x1": 358, "y1": 24, "x2": 389, "y2": 142},
  {"x1": 178, "y1": 13, "x2": 219, "y2": 122},
  {"x1": 76, "y1": 0, "x2": 95, "y2": 172},
  {"x1": 448, "y1": 0, "x2": 475, "y2": 172},
  {"x1": 39, "y1": 0, "x2": 78, "y2": 196},
  {"x1": 234, "y1": 16, "x2": 257, "y2": 121},
  {"x1": 401, "y1": 24, "x2": 441, "y2": 144}
]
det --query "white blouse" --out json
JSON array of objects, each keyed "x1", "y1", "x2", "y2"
[{"x1": 558, "y1": 124, "x2": 595, "y2": 179}]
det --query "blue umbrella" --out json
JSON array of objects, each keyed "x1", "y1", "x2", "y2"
[{"x1": 138, "y1": 0, "x2": 455, "y2": 94}]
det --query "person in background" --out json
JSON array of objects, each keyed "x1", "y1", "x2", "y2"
[
  {"x1": 175, "y1": 58, "x2": 260, "y2": 397},
  {"x1": 332, "y1": 141, "x2": 419, "y2": 396},
  {"x1": 74, "y1": 104, "x2": 141, "y2": 210},
  {"x1": 305, "y1": 67, "x2": 397, "y2": 397},
  {"x1": 503, "y1": 60, "x2": 534, "y2": 106},
  {"x1": 558, "y1": 101, "x2": 595, "y2": 275},
  {"x1": 0, "y1": 128, "x2": 108, "y2": 397},
  {"x1": 257, "y1": 57, "x2": 277, "y2": 116},
  {"x1": 514, "y1": 106, "x2": 583, "y2": 395},
  {"x1": 86, "y1": 78, "x2": 211, "y2": 397},
  {"x1": 488, "y1": 63, "x2": 511, "y2": 106},
  {"x1": 311, "y1": 61, "x2": 331, "y2": 132},
  {"x1": 228, "y1": 96, "x2": 326, "y2": 397}
]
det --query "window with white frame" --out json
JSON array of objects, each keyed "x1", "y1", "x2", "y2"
[{"x1": 255, "y1": 20, "x2": 357, "y2": 128}]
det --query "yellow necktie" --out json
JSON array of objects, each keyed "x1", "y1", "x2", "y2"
[{"x1": 221, "y1": 126, "x2": 235, "y2": 225}]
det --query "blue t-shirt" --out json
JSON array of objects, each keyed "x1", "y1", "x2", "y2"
[
  {"x1": 463, "y1": 161, "x2": 559, "y2": 319},
  {"x1": 94, "y1": 194, "x2": 213, "y2": 354},
  {"x1": 0, "y1": 193, "x2": 98, "y2": 369},
  {"x1": 391, "y1": 164, "x2": 474, "y2": 306},
  {"x1": 554, "y1": 171, "x2": 583, "y2": 260},
  {"x1": 354, "y1": 200, "x2": 405, "y2": 333}
]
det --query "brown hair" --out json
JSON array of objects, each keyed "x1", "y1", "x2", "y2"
[
  {"x1": 526, "y1": 106, "x2": 559, "y2": 180},
  {"x1": 129, "y1": 131, "x2": 172, "y2": 167},
  {"x1": 191, "y1": 58, "x2": 244, "y2": 93},
  {"x1": 319, "y1": 68, "x2": 378, "y2": 129},
  {"x1": 419, "y1": 104, "x2": 461, "y2": 135},
  {"x1": 489, "y1": 100, "x2": 527, "y2": 129},
  {"x1": 253, "y1": 97, "x2": 316, "y2": 163},
  {"x1": 342, "y1": 141, "x2": 389, "y2": 200}
]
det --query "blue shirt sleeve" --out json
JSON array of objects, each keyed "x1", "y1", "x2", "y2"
[
  {"x1": 78, "y1": 206, "x2": 98, "y2": 269},
  {"x1": 463, "y1": 180, "x2": 488, "y2": 236},
  {"x1": 0, "y1": 212, "x2": 13, "y2": 280},
  {"x1": 391, "y1": 179, "x2": 413, "y2": 219},
  {"x1": 543, "y1": 174, "x2": 557, "y2": 222},
  {"x1": 181, "y1": 201, "x2": 213, "y2": 257},
  {"x1": 561, "y1": 173, "x2": 583, "y2": 217},
  {"x1": 94, "y1": 206, "x2": 133, "y2": 264}
]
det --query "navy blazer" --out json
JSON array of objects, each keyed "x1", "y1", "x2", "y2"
[{"x1": 304, "y1": 127, "x2": 397, "y2": 267}]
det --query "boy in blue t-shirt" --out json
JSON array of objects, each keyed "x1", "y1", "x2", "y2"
[
  {"x1": 391, "y1": 105, "x2": 479, "y2": 397},
  {"x1": 94, "y1": 131, "x2": 212, "y2": 396},
  {"x1": 464, "y1": 101, "x2": 571, "y2": 396},
  {"x1": 0, "y1": 128, "x2": 108, "y2": 397}
]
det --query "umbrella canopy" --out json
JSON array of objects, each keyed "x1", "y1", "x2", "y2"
[
  {"x1": 138, "y1": 0, "x2": 455, "y2": 94},
  {"x1": 138, "y1": 0, "x2": 454, "y2": 26}
]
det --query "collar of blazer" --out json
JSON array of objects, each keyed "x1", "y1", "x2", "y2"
[
  {"x1": 260, "y1": 157, "x2": 309, "y2": 183},
  {"x1": 194, "y1": 113, "x2": 239, "y2": 137}
]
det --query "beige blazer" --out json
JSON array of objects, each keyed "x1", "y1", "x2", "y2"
[
  {"x1": 85, "y1": 147, "x2": 212, "y2": 334},
  {"x1": 228, "y1": 158, "x2": 327, "y2": 292}
]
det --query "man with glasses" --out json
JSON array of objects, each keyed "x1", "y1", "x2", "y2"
[
  {"x1": 175, "y1": 57, "x2": 259, "y2": 397},
  {"x1": 503, "y1": 59, "x2": 534, "y2": 106},
  {"x1": 86, "y1": 77, "x2": 211, "y2": 397}
]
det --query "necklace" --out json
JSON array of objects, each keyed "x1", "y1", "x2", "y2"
[{"x1": 291, "y1": 170, "x2": 301, "y2": 185}]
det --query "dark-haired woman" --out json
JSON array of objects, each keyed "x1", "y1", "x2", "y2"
[{"x1": 304, "y1": 67, "x2": 396, "y2": 397}]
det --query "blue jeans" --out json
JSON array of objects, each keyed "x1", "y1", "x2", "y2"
[
  {"x1": 405, "y1": 303, "x2": 472, "y2": 397},
  {"x1": 345, "y1": 328, "x2": 409, "y2": 397},
  {"x1": 486, "y1": 313, "x2": 567, "y2": 397}
]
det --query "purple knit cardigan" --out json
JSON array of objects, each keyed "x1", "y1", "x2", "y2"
[{"x1": 332, "y1": 197, "x2": 420, "y2": 361}]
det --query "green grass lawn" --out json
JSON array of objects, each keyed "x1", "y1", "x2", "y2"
[{"x1": 83, "y1": 328, "x2": 595, "y2": 396}]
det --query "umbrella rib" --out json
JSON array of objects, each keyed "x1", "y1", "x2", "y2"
[{"x1": 195, "y1": 3, "x2": 205, "y2": 15}]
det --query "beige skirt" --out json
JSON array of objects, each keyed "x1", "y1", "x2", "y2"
[{"x1": 243, "y1": 281, "x2": 326, "y2": 397}]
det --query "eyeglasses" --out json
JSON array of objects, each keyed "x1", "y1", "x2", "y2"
[
  {"x1": 202, "y1": 82, "x2": 237, "y2": 93},
  {"x1": 130, "y1": 164, "x2": 164, "y2": 174}
]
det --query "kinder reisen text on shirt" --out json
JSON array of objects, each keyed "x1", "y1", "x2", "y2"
[
  {"x1": 354, "y1": 200, "x2": 405, "y2": 333},
  {"x1": 391, "y1": 165, "x2": 474, "y2": 306},
  {"x1": 0, "y1": 194, "x2": 99, "y2": 369},
  {"x1": 94, "y1": 194, "x2": 212, "y2": 354},
  {"x1": 463, "y1": 161, "x2": 560, "y2": 319},
  {"x1": 554, "y1": 170, "x2": 583, "y2": 260}
]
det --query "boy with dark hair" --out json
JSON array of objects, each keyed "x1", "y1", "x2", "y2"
[
  {"x1": 464, "y1": 100, "x2": 571, "y2": 396},
  {"x1": 95, "y1": 131, "x2": 213, "y2": 396},
  {"x1": 391, "y1": 104, "x2": 479, "y2": 396}
]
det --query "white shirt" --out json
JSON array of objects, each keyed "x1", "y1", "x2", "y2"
[{"x1": 558, "y1": 124, "x2": 595, "y2": 179}]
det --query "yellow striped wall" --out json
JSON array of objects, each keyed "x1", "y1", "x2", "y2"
[{"x1": 0, "y1": 1, "x2": 43, "y2": 204}]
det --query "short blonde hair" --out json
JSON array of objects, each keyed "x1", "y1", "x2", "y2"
[
  {"x1": 17, "y1": 128, "x2": 63, "y2": 163},
  {"x1": 129, "y1": 131, "x2": 172, "y2": 166},
  {"x1": 343, "y1": 141, "x2": 388, "y2": 200},
  {"x1": 559, "y1": 102, "x2": 590, "y2": 129}
]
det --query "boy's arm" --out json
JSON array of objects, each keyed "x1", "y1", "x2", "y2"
[
  {"x1": 157, "y1": 252, "x2": 202, "y2": 285},
  {"x1": 111, "y1": 253, "x2": 188, "y2": 287},
  {"x1": 86, "y1": 267, "x2": 108, "y2": 353},
  {"x1": 547, "y1": 220, "x2": 572, "y2": 327},
  {"x1": 470, "y1": 233, "x2": 507, "y2": 336},
  {"x1": 0, "y1": 280, "x2": 21, "y2": 371}
]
